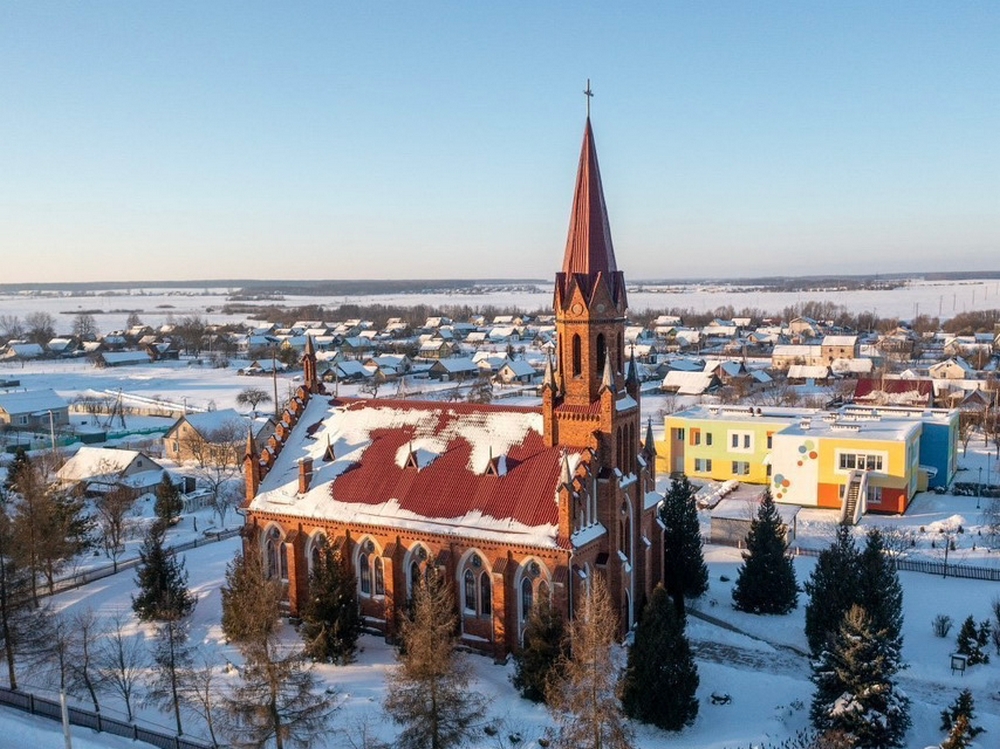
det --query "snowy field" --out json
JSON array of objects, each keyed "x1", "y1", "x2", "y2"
[
  {"x1": 6, "y1": 502, "x2": 1000, "y2": 749},
  {"x1": 2, "y1": 276, "x2": 1000, "y2": 334}
]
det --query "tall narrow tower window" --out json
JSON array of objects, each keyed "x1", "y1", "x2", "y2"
[
  {"x1": 572, "y1": 334, "x2": 582, "y2": 377},
  {"x1": 596, "y1": 334, "x2": 606, "y2": 377}
]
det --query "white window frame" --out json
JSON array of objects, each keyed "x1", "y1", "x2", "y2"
[
  {"x1": 728, "y1": 430, "x2": 754, "y2": 453},
  {"x1": 836, "y1": 450, "x2": 886, "y2": 473},
  {"x1": 732, "y1": 461, "x2": 750, "y2": 476}
]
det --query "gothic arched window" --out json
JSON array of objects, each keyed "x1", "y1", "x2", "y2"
[
  {"x1": 464, "y1": 569, "x2": 476, "y2": 613},
  {"x1": 572, "y1": 334, "x2": 582, "y2": 377},
  {"x1": 374, "y1": 557, "x2": 385, "y2": 596},
  {"x1": 359, "y1": 552, "x2": 371, "y2": 595},
  {"x1": 480, "y1": 572, "x2": 492, "y2": 616},
  {"x1": 521, "y1": 577, "x2": 533, "y2": 622},
  {"x1": 596, "y1": 333, "x2": 606, "y2": 377}
]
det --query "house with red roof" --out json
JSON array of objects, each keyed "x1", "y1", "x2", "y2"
[{"x1": 242, "y1": 115, "x2": 662, "y2": 659}]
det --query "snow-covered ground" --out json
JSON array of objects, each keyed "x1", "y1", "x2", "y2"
[
  {"x1": 2, "y1": 276, "x2": 999, "y2": 335},
  {"x1": 2, "y1": 474, "x2": 998, "y2": 749}
]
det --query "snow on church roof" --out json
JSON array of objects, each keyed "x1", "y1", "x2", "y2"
[{"x1": 251, "y1": 397, "x2": 572, "y2": 548}]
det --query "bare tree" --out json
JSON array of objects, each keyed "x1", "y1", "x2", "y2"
[
  {"x1": 94, "y1": 483, "x2": 137, "y2": 572},
  {"x1": 181, "y1": 422, "x2": 245, "y2": 526},
  {"x1": 179, "y1": 655, "x2": 224, "y2": 748},
  {"x1": 236, "y1": 387, "x2": 272, "y2": 414},
  {"x1": 383, "y1": 572, "x2": 487, "y2": 749},
  {"x1": 24, "y1": 311, "x2": 56, "y2": 345},
  {"x1": 66, "y1": 609, "x2": 105, "y2": 714},
  {"x1": 0, "y1": 314, "x2": 24, "y2": 341},
  {"x1": 97, "y1": 611, "x2": 145, "y2": 721},
  {"x1": 546, "y1": 575, "x2": 634, "y2": 749},
  {"x1": 146, "y1": 617, "x2": 194, "y2": 736},
  {"x1": 72, "y1": 312, "x2": 99, "y2": 340}
]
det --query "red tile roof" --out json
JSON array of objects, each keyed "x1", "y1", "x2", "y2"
[
  {"x1": 562, "y1": 118, "x2": 617, "y2": 277},
  {"x1": 323, "y1": 399, "x2": 563, "y2": 531}
]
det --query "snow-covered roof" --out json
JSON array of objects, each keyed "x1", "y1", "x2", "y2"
[
  {"x1": 57, "y1": 446, "x2": 161, "y2": 483},
  {"x1": 251, "y1": 397, "x2": 574, "y2": 549},
  {"x1": 0, "y1": 388, "x2": 69, "y2": 416},
  {"x1": 175, "y1": 409, "x2": 247, "y2": 438}
]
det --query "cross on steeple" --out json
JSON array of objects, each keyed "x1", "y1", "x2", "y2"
[{"x1": 584, "y1": 79, "x2": 594, "y2": 117}]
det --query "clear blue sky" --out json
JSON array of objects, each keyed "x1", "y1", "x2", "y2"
[{"x1": 1, "y1": 2, "x2": 997, "y2": 284}]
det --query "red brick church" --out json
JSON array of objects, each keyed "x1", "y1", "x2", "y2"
[{"x1": 242, "y1": 115, "x2": 663, "y2": 660}]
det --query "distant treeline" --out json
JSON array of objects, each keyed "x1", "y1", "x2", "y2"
[{"x1": 4, "y1": 270, "x2": 1000, "y2": 295}]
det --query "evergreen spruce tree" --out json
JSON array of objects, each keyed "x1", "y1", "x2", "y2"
[
  {"x1": 811, "y1": 605, "x2": 910, "y2": 749},
  {"x1": 621, "y1": 585, "x2": 699, "y2": 730},
  {"x1": 940, "y1": 689, "x2": 984, "y2": 748},
  {"x1": 805, "y1": 526, "x2": 861, "y2": 656},
  {"x1": 856, "y1": 528, "x2": 904, "y2": 650},
  {"x1": 154, "y1": 472, "x2": 183, "y2": 526},
  {"x1": 132, "y1": 523, "x2": 195, "y2": 622},
  {"x1": 955, "y1": 616, "x2": 990, "y2": 665},
  {"x1": 660, "y1": 475, "x2": 708, "y2": 615},
  {"x1": 512, "y1": 594, "x2": 567, "y2": 703},
  {"x1": 299, "y1": 547, "x2": 361, "y2": 664},
  {"x1": 732, "y1": 489, "x2": 798, "y2": 615}
]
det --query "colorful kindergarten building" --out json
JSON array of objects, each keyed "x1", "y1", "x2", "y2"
[{"x1": 657, "y1": 404, "x2": 958, "y2": 517}]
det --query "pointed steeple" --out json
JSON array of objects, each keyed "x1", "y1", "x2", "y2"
[
  {"x1": 600, "y1": 351, "x2": 615, "y2": 393},
  {"x1": 245, "y1": 425, "x2": 257, "y2": 460},
  {"x1": 543, "y1": 353, "x2": 556, "y2": 392},
  {"x1": 562, "y1": 118, "x2": 617, "y2": 277},
  {"x1": 626, "y1": 346, "x2": 639, "y2": 387},
  {"x1": 560, "y1": 450, "x2": 573, "y2": 488},
  {"x1": 644, "y1": 418, "x2": 657, "y2": 457}
]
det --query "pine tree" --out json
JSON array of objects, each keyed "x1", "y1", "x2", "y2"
[
  {"x1": 856, "y1": 528, "x2": 904, "y2": 650},
  {"x1": 732, "y1": 489, "x2": 798, "y2": 615},
  {"x1": 955, "y1": 616, "x2": 990, "y2": 665},
  {"x1": 547, "y1": 575, "x2": 634, "y2": 749},
  {"x1": 805, "y1": 526, "x2": 861, "y2": 656},
  {"x1": 384, "y1": 572, "x2": 486, "y2": 749},
  {"x1": 811, "y1": 605, "x2": 910, "y2": 749},
  {"x1": 940, "y1": 689, "x2": 984, "y2": 748},
  {"x1": 512, "y1": 594, "x2": 567, "y2": 703},
  {"x1": 154, "y1": 472, "x2": 183, "y2": 525},
  {"x1": 221, "y1": 544, "x2": 282, "y2": 655},
  {"x1": 621, "y1": 585, "x2": 699, "y2": 730},
  {"x1": 223, "y1": 646, "x2": 336, "y2": 749},
  {"x1": 299, "y1": 547, "x2": 361, "y2": 664},
  {"x1": 132, "y1": 523, "x2": 195, "y2": 622},
  {"x1": 660, "y1": 474, "x2": 709, "y2": 615}
]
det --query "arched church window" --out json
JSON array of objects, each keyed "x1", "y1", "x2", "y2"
[
  {"x1": 410, "y1": 561, "x2": 421, "y2": 593},
  {"x1": 310, "y1": 533, "x2": 327, "y2": 571},
  {"x1": 374, "y1": 557, "x2": 385, "y2": 596},
  {"x1": 464, "y1": 569, "x2": 476, "y2": 613},
  {"x1": 480, "y1": 572, "x2": 492, "y2": 616},
  {"x1": 596, "y1": 334, "x2": 606, "y2": 377},
  {"x1": 359, "y1": 552, "x2": 371, "y2": 595},
  {"x1": 521, "y1": 577, "x2": 533, "y2": 622},
  {"x1": 265, "y1": 527, "x2": 286, "y2": 581},
  {"x1": 572, "y1": 334, "x2": 582, "y2": 377}
]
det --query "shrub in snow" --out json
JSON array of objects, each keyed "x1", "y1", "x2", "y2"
[{"x1": 932, "y1": 614, "x2": 953, "y2": 638}]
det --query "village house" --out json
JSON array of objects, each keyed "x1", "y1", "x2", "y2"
[{"x1": 0, "y1": 388, "x2": 70, "y2": 430}]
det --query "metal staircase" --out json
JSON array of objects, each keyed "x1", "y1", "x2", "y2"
[{"x1": 840, "y1": 470, "x2": 867, "y2": 526}]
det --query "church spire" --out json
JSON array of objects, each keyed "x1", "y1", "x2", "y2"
[{"x1": 561, "y1": 117, "x2": 617, "y2": 278}]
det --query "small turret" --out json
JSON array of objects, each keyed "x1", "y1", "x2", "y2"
[{"x1": 243, "y1": 425, "x2": 261, "y2": 504}]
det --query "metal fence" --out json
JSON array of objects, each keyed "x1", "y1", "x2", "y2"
[
  {"x1": 43, "y1": 527, "x2": 241, "y2": 597},
  {"x1": 788, "y1": 544, "x2": 1000, "y2": 582},
  {"x1": 0, "y1": 686, "x2": 212, "y2": 749}
]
